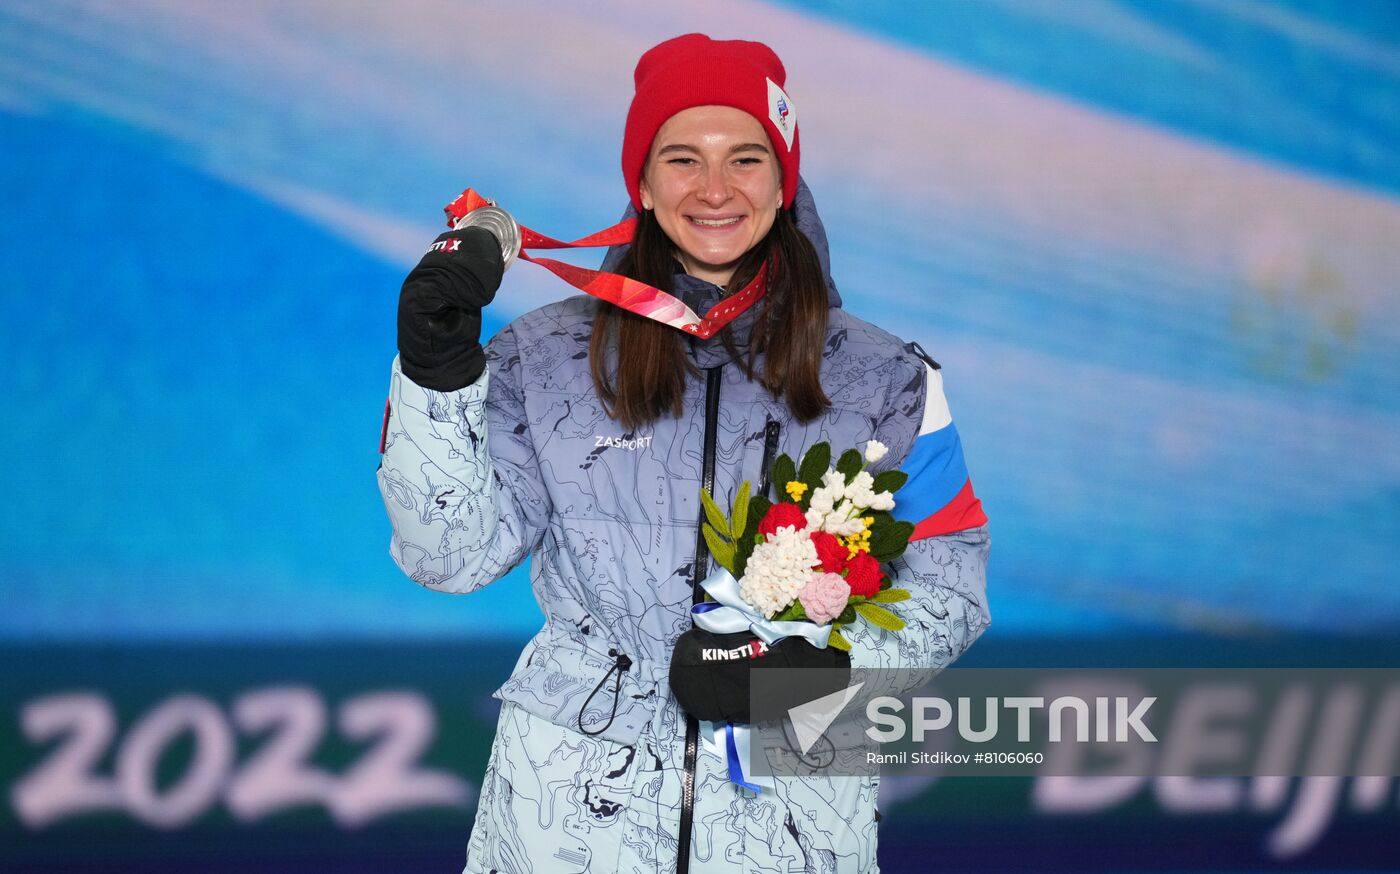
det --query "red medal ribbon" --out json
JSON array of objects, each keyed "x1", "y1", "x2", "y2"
[{"x1": 444, "y1": 188, "x2": 766, "y2": 340}]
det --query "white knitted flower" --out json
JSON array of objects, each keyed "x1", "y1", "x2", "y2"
[
  {"x1": 805, "y1": 489, "x2": 836, "y2": 530},
  {"x1": 804, "y1": 469, "x2": 849, "y2": 531},
  {"x1": 846, "y1": 471, "x2": 875, "y2": 500},
  {"x1": 845, "y1": 470, "x2": 896, "y2": 512},
  {"x1": 740, "y1": 524, "x2": 822, "y2": 618},
  {"x1": 867, "y1": 490, "x2": 895, "y2": 511},
  {"x1": 864, "y1": 440, "x2": 889, "y2": 463},
  {"x1": 822, "y1": 498, "x2": 867, "y2": 536}
]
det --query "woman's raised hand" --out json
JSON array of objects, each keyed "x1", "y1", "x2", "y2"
[{"x1": 396, "y1": 225, "x2": 505, "y2": 392}]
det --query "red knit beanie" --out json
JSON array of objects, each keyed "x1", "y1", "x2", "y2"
[{"x1": 622, "y1": 33, "x2": 800, "y2": 212}]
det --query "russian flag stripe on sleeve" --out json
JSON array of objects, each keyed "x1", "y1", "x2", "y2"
[
  {"x1": 895, "y1": 423, "x2": 970, "y2": 518},
  {"x1": 891, "y1": 362, "x2": 988, "y2": 540}
]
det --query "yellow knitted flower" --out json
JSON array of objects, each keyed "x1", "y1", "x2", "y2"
[
  {"x1": 785, "y1": 480, "x2": 809, "y2": 502},
  {"x1": 842, "y1": 524, "x2": 874, "y2": 559}
]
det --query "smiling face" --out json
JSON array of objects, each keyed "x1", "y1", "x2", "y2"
[{"x1": 638, "y1": 105, "x2": 783, "y2": 287}]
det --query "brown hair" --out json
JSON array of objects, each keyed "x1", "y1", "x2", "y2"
[{"x1": 589, "y1": 207, "x2": 831, "y2": 430}]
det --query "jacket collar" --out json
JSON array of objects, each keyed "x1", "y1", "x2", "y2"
[{"x1": 598, "y1": 176, "x2": 843, "y2": 369}]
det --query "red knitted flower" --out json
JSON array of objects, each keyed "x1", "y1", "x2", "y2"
[
  {"x1": 844, "y1": 552, "x2": 883, "y2": 598},
  {"x1": 758, "y1": 502, "x2": 807, "y2": 537},
  {"x1": 810, "y1": 531, "x2": 848, "y2": 574}
]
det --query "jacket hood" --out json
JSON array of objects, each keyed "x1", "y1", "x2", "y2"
[{"x1": 597, "y1": 176, "x2": 842, "y2": 368}]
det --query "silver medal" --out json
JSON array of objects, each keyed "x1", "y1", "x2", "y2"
[{"x1": 453, "y1": 203, "x2": 522, "y2": 272}]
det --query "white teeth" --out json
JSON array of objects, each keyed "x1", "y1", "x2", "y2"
[{"x1": 692, "y1": 217, "x2": 741, "y2": 227}]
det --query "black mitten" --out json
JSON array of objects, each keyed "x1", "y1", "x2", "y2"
[
  {"x1": 397, "y1": 225, "x2": 505, "y2": 391},
  {"x1": 669, "y1": 626, "x2": 852, "y2": 724}
]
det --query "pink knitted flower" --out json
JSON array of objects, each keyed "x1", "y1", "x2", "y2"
[{"x1": 797, "y1": 572, "x2": 852, "y2": 625}]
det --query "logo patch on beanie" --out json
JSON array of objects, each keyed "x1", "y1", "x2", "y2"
[{"x1": 767, "y1": 78, "x2": 796, "y2": 150}]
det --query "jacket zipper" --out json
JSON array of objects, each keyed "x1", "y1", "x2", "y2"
[
  {"x1": 678, "y1": 364, "x2": 724, "y2": 874},
  {"x1": 758, "y1": 417, "x2": 781, "y2": 497}
]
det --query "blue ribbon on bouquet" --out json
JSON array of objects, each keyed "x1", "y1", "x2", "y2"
[
  {"x1": 689, "y1": 567, "x2": 833, "y2": 792},
  {"x1": 691, "y1": 568, "x2": 832, "y2": 648}
]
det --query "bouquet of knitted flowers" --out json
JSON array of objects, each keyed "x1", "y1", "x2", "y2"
[{"x1": 699, "y1": 440, "x2": 915, "y2": 651}]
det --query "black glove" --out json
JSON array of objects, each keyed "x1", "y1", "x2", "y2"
[
  {"x1": 397, "y1": 225, "x2": 505, "y2": 391},
  {"x1": 669, "y1": 626, "x2": 852, "y2": 724}
]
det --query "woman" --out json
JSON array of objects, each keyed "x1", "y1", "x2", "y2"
[{"x1": 378, "y1": 33, "x2": 991, "y2": 874}]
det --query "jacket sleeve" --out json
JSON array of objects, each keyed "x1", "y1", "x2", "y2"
[
  {"x1": 841, "y1": 343, "x2": 991, "y2": 683},
  {"x1": 375, "y1": 322, "x2": 552, "y2": 593}
]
